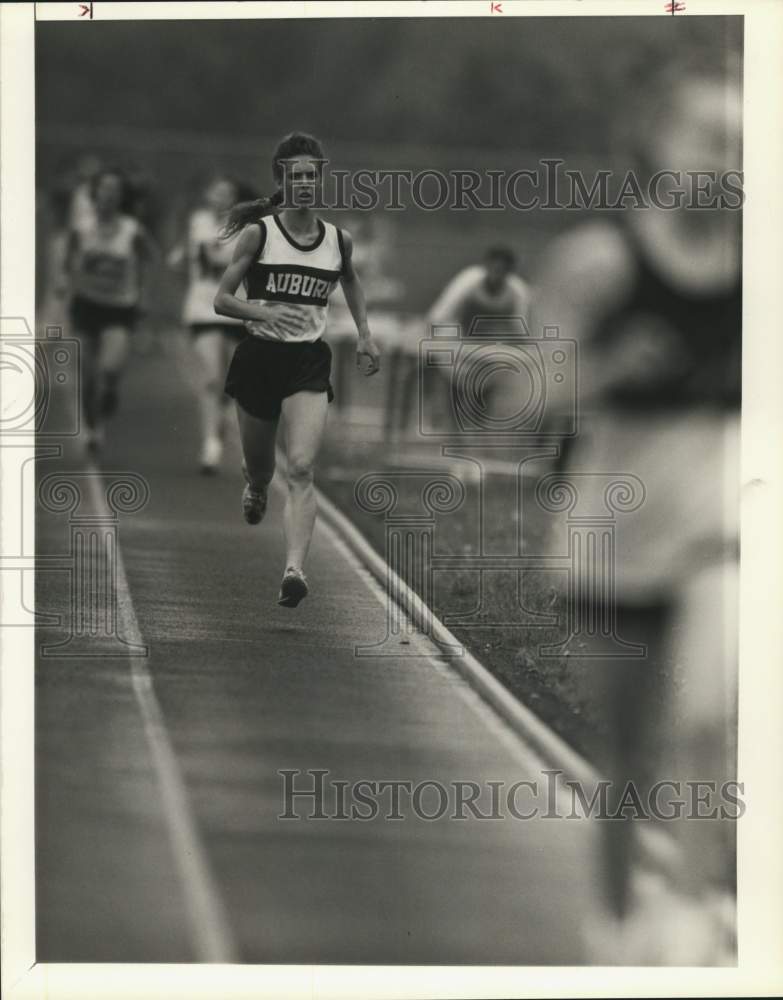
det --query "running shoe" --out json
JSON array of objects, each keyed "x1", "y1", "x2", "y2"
[
  {"x1": 242, "y1": 482, "x2": 268, "y2": 524},
  {"x1": 200, "y1": 436, "x2": 222, "y2": 476},
  {"x1": 277, "y1": 566, "x2": 309, "y2": 608}
]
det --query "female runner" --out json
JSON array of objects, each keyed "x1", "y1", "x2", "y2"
[
  {"x1": 59, "y1": 168, "x2": 156, "y2": 454},
  {"x1": 169, "y1": 176, "x2": 251, "y2": 473},
  {"x1": 214, "y1": 132, "x2": 381, "y2": 607},
  {"x1": 533, "y1": 69, "x2": 741, "y2": 963}
]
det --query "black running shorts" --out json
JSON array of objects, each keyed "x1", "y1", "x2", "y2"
[
  {"x1": 70, "y1": 295, "x2": 139, "y2": 337},
  {"x1": 224, "y1": 335, "x2": 335, "y2": 421}
]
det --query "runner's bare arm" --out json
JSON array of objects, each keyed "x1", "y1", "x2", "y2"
[
  {"x1": 427, "y1": 266, "x2": 482, "y2": 328},
  {"x1": 214, "y1": 224, "x2": 298, "y2": 325},
  {"x1": 340, "y1": 229, "x2": 380, "y2": 375}
]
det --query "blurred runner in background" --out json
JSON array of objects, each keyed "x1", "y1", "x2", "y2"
[
  {"x1": 125, "y1": 167, "x2": 164, "y2": 356},
  {"x1": 39, "y1": 153, "x2": 103, "y2": 325},
  {"x1": 168, "y1": 175, "x2": 254, "y2": 473},
  {"x1": 428, "y1": 244, "x2": 531, "y2": 333},
  {"x1": 533, "y1": 67, "x2": 741, "y2": 964},
  {"x1": 420, "y1": 245, "x2": 532, "y2": 433},
  {"x1": 55, "y1": 167, "x2": 158, "y2": 455},
  {"x1": 67, "y1": 153, "x2": 103, "y2": 230}
]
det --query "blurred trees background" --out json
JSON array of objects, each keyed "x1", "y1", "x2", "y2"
[
  {"x1": 36, "y1": 15, "x2": 741, "y2": 315},
  {"x1": 37, "y1": 16, "x2": 739, "y2": 152}
]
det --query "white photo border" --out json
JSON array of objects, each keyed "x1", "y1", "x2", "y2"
[{"x1": 2, "y1": 2, "x2": 781, "y2": 998}]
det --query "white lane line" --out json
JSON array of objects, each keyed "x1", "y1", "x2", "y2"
[{"x1": 86, "y1": 468, "x2": 238, "y2": 963}]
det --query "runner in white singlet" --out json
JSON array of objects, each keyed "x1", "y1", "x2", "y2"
[
  {"x1": 169, "y1": 177, "x2": 248, "y2": 473},
  {"x1": 59, "y1": 168, "x2": 156, "y2": 454},
  {"x1": 214, "y1": 132, "x2": 381, "y2": 608}
]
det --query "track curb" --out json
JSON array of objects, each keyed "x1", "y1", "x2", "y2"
[{"x1": 313, "y1": 476, "x2": 684, "y2": 882}]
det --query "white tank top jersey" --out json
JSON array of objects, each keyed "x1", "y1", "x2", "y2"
[
  {"x1": 182, "y1": 209, "x2": 244, "y2": 326},
  {"x1": 71, "y1": 214, "x2": 141, "y2": 308},
  {"x1": 243, "y1": 215, "x2": 346, "y2": 343}
]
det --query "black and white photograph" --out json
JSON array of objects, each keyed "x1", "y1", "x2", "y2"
[{"x1": 1, "y1": 2, "x2": 782, "y2": 998}]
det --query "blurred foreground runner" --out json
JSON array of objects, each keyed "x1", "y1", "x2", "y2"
[{"x1": 533, "y1": 68, "x2": 741, "y2": 964}]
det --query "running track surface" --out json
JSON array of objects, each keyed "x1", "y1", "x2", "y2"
[{"x1": 35, "y1": 337, "x2": 599, "y2": 964}]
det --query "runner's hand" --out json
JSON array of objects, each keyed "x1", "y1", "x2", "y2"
[
  {"x1": 253, "y1": 302, "x2": 307, "y2": 333},
  {"x1": 357, "y1": 335, "x2": 381, "y2": 376}
]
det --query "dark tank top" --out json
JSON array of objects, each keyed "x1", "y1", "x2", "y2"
[{"x1": 593, "y1": 223, "x2": 741, "y2": 412}]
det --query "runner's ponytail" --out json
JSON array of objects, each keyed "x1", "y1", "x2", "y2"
[{"x1": 221, "y1": 190, "x2": 283, "y2": 238}]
